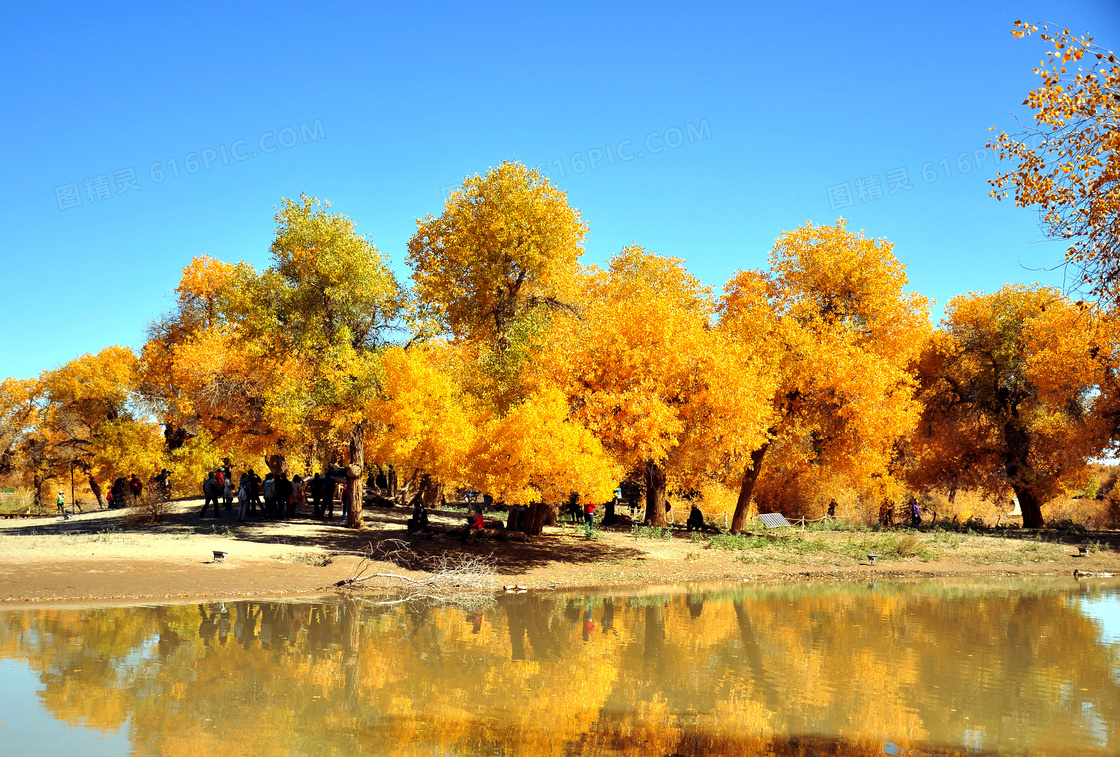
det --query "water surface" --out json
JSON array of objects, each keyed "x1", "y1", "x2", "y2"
[{"x1": 1, "y1": 578, "x2": 1117, "y2": 756}]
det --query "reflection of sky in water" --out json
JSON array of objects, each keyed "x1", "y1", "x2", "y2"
[
  {"x1": 1079, "y1": 592, "x2": 1120, "y2": 645},
  {"x1": 0, "y1": 660, "x2": 129, "y2": 757}
]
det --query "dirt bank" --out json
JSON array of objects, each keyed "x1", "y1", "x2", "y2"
[{"x1": 0, "y1": 499, "x2": 1117, "y2": 604}]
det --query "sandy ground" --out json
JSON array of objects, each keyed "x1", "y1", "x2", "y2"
[{"x1": 1, "y1": 498, "x2": 1118, "y2": 605}]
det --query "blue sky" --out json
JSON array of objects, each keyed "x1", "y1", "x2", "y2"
[{"x1": 2, "y1": 0, "x2": 1118, "y2": 380}]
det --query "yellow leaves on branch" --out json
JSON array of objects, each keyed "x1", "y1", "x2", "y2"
[
  {"x1": 469, "y1": 387, "x2": 622, "y2": 506},
  {"x1": 365, "y1": 343, "x2": 476, "y2": 489},
  {"x1": 909, "y1": 284, "x2": 1117, "y2": 525},
  {"x1": 539, "y1": 246, "x2": 775, "y2": 489},
  {"x1": 720, "y1": 221, "x2": 931, "y2": 517},
  {"x1": 407, "y1": 161, "x2": 586, "y2": 347},
  {"x1": 989, "y1": 21, "x2": 1120, "y2": 303}
]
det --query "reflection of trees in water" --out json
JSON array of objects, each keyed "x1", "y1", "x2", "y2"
[{"x1": 0, "y1": 581, "x2": 1117, "y2": 755}]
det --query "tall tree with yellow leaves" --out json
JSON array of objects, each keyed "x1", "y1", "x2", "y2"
[
  {"x1": 225, "y1": 195, "x2": 406, "y2": 527},
  {"x1": 539, "y1": 247, "x2": 775, "y2": 526},
  {"x1": 407, "y1": 161, "x2": 586, "y2": 358},
  {"x1": 405, "y1": 163, "x2": 617, "y2": 530},
  {"x1": 719, "y1": 222, "x2": 931, "y2": 530},
  {"x1": 909, "y1": 285, "x2": 1116, "y2": 528},
  {"x1": 140, "y1": 255, "x2": 280, "y2": 473}
]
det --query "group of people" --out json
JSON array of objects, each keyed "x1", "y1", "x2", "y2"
[
  {"x1": 105, "y1": 474, "x2": 144, "y2": 509},
  {"x1": 200, "y1": 467, "x2": 350, "y2": 523},
  {"x1": 878, "y1": 497, "x2": 923, "y2": 527}
]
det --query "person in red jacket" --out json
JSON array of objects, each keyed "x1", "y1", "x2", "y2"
[{"x1": 584, "y1": 501, "x2": 596, "y2": 529}]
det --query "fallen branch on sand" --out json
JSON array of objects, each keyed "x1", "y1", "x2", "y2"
[{"x1": 335, "y1": 539, "x2": 497, "y2": 606}]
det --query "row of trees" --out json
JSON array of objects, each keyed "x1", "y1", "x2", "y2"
[{"x1": 2, "y1": 161, "x2": 1118, "y2": 530}]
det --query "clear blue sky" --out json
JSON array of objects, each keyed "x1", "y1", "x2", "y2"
[{"x1": 2, "y1": 0, "x2": 1118, "y2": 380}]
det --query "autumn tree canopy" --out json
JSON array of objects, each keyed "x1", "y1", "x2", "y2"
[
  {"x1": 539, "y1": 246, "x2": 775, "y2": 527},
  {"x1": 2, "y1": 347, "x2": 162, "y2": 506},
  {"x1": 225, "y1": 195, "x2": 406, "y2": 526},
  {"x1": 718, "y1": 222, "x2": 931, "y2": 530},
  {"x1": 139, "y1": 255, "x2": 277, "y2": 469},
  {"x1": 5, "y1": 157, "x2": 1119, "y2": 533},
  {"x1": 908, "y1": 284, "x2": 1117, "y2": 528},
  {"x1": 407, "y1": 161, "x2": 586, "y2": 356}
]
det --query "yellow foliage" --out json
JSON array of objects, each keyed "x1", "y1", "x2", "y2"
[
  {"x1": 540, "y1": 247, "x2": 775, "y2": 487},
  {"x1": 909, "y1": 284, "x2": 1115, "y2": 526},
  {"x1": 989, "y1": 22, "x2": 1120, "y2": 303},
  {"x1": 720, "y1": 221, "x2": 930, "y2": 520},
  {"x1": 366, "y1": 343, "x2": 476, "y2": 488},
  {"x1": 407, "y1": 161, "x2": 586, "y2": 349},
  {"x1": 468, "y1": 387, "x2": 622, "y2": 505}
]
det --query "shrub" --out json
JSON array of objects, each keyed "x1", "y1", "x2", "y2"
[
  {"x1": 630, "y1": 524, "x2": 672, "y2": 540},
  {"x1": 845, "y1": 534, "x2": 933, "y2": 561},
  {"x1": 128, "y1": 491, "x2": 173, "y2": 525}
]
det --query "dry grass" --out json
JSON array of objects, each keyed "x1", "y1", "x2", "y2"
[
  {"x1": 701, "y1": 526, "x2": 1084, "y2": 567},
  {"x1": 0, "y1": 487, "x2": 35, "y2": 515}
]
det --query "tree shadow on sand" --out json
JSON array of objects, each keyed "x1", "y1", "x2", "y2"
[{"x1": 0, "y1": 499, "x2": 645, "y2": 574}]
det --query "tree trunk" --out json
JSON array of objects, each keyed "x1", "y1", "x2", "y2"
[
  {"x1": 518, "y1": 501, "x2": 553, "y2": 536},
  {"x1": 387, "y1": 465, "x2": 398, "y2": 498},
  {"x1": 265, "y1": 454, "x2": 288, "y2": 477},
  {"x1": 601, "y1": 499, "x2": 619, "y2": 527},
  {"x1": 419, "y1": 474, "x2": 442, "y2": 510},
  {"x1": 506, "y1": 505, "x2": 524, "y2": 532},
  {"x1": 88, "y1": 476, "x2": 104, "y2": 508},
  {"x1": 1012, "y1": 485, "x2": 1045, "y2": 529},
  {"x1": 345, "y1": 423, "x2": 364, "y2": 529},
  {"x1": 644, "y1": 460, "x2": 667, "y2": 527},
  {"x1": 731, "y1": 443, "x2": 769, "y2": 533}
]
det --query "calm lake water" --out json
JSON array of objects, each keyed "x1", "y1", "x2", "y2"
[{"x1": 0, "y1": 578, "x2": 1117, "y2": 756}]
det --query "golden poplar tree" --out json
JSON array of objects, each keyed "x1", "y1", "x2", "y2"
[
  {"x1": 909, "y1": 285, "x2": 1116, "y2": 528},
  {"x1": 719, "y1": 221, "x2": 931, "y2": 529},
  {"x1": 538, "y1": 247, "x2": 775, "y2": 526}
]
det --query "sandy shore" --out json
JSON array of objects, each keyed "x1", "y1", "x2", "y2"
[{"x1": 0, "y1": 498, "x2": 1117, "y2": 605}]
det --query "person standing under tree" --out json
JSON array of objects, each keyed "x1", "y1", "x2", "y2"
[
  {"x1": 236, "y1": 473, "x2": 250, "y2": 522},
  {"x1": 222, "y1": 473, "x2": 234, "y2": 511},
  {"x1": 276, "y1": 473, "x2": 293, "y2": 520},
  {"x1": 248, "y1": 469, "x2": 262, "y2": 511},
  {"x1": 200, "y1": 472, "x2": 222, "y2": 518},
  {"x1": 262, "y1": 474, "x2": 276, "y2": 518},
  {"x1": 56, "y1": 490, "x2": 67, "y2": 518}
]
